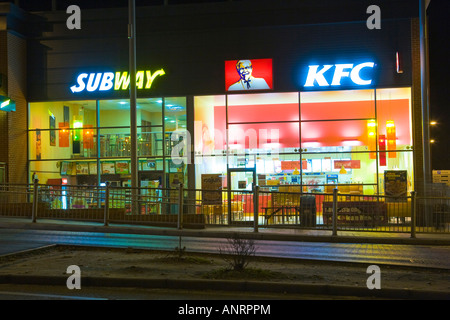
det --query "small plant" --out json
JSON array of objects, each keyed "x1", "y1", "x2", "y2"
[
  {"x1": 174, "y1": 236, "x2": 186, "y2": 259},
  {"x1": 174, "y1": 245, "x2": 186, "y2": 258},
  {"x1": 219, "y1": 233, "x2": 257, "y2": 271}
]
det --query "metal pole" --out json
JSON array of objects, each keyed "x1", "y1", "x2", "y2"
[
  {"x1": 32, "y1": 178, "x2": 39, "y2": 223},
  {"x1": 104, "y1": 182, "x2": 110, "y2": 226},
  {"x1": 96, "y1": 99, "x2": 101, "y2": 209},
  {"x1": 253, "y1": 184, "x2": 259, "y2": 233},
  {"x1": 419, "y1": 0, "x2": 432, "y2": 193},
  {"x1": 332, "y1": 187, "x2": 338, "y2": 236},
  {"x1": 129, "y1": 0, "x2": 138, "y2": 215},
  {"x1": 410, "y1": 191, "x2": 416, "y2": 238},
  {"x1": 178, "y1": 183, "x2": 184, "y2": 230}
]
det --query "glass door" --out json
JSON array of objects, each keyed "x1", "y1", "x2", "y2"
[{"x1": 226, "y1": 167, "x2": 256, "y2": 225}]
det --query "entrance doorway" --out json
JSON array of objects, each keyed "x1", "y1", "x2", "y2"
[
  {"x1": 227, "y1": 167, "x2": 256, "y2": 225},
  {"x1": 139, "y1": 170, "x2": 164, "y2": 214}
]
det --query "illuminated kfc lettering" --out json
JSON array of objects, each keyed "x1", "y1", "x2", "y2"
[
  {"x1": 304, "y1": 62, "x2": 375, "y2": 87},
  {"x1": 70, "y1": 69, "x2": 165, "y2": 93}
]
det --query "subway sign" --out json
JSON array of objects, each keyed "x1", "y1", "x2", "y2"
[
  {"x1": 70, "y1": 69, "x2": 165, "y2": 93},
  {"x1": 304, "y1": 62, "x2": 375, "y2": 88}
]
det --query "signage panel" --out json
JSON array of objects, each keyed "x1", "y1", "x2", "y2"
[
  {"x1": 70, "y1": 69, "x2": 165, "y2": 94},
  {"x1": 201, "y1": 174, "x2": 223, "y2": 205},
  {"x1": 303, "y1": 62, "x2": 376, "y2": 88},
  {"x1": 225, "y1": 59, "x2": 273, "y2": 92},
  {"x1": 334, "y1": 160, "x2": 361, "y2": 169},
  {"x1": 0, "y1": 96, "x2": 15, "y2": 112},
  {"x1": 384, "y1": 170, "x2": 407, "y2": 202}
]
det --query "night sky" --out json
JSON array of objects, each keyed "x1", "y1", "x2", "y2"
[{"x1": 1, "y1": 0, "x2": 449, "y2": 169}]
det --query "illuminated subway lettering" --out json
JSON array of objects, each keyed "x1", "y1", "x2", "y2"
[
  {"x1": 304, "y1": 62, "x2": 375, "y2": 87},
  {"x1": 70, "y1": 69, "x2": 165, "y2": 93},
  {"x1": 99, "y1": 72, "x2": 114, "y2": 91},
  {"x1": 114, "y1": 72, "x2": 131, "y2": 90},
  {"x1": 86, "y1": 73, "x2": 102, "y2": 91}
]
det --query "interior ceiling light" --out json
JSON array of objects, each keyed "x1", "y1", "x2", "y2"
[{"x1": 167, "y1": 105, "x2": 183, "y2": 111}]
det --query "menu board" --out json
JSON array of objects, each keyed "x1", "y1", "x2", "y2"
[
  {"x1": 334, "y1": 160, "x2": 361, "y2": 169},
  {"x1": 89, "y1": 162, "x2": 97, "y2": 175},
  {"x1": 66, "y1": 162, "x2": 76, "y2": 175},
  {"x1": 76, "y1": 162, "x2": 89, "y2": 175},
  {"x1": 384, "y1": 170, "x2": 407, "y2": 202},
  {"x1": 238, "y1": 180, "x2": 247, "y2": 189},
  {"x1": 101, "y1": 162, "x2": 116, "y2": 174},
  {"x1": 201, "y1": 174, "x2": 222, "y2": 205},
  {"x1": 115, "y1": 161, "x2": 129, "y2": 174},
  {"x1": 60, "y1": 161, "x2": 69, "y2": 175},
  {"x1": 169, "y1": 172, "x2": 184, "y2": 187},
  {"x1": 281, "y1": 160, "x2": 307, "y2": 171}
]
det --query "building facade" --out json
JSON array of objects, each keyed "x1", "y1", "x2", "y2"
[{"x1": 0, "y1": 0, "x2": 427, "y2": 197}]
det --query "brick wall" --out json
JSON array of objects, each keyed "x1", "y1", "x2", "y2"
[
  {"x1": 7, "y1": 32, "x2": 27, "y2": 184},
  {"x1": 0, "y1": 31, "x2": 8, "y2": 166}
]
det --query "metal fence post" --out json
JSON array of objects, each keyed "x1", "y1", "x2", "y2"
[
  {"x1": 332, "y1": 188, "x2": 338, "y2": 236},
  {"x1": 178, "y1": 183, "x2": 184, "y2": 230},
  {"x1": 253, "y1": 184, "x2": 259, "y2": 233},
  {"x1": 104, "y1": 182, "x2": 110, "y2": 226},
  {"x1": 410, "y1": 190, "x2": 416, "y2": 238},
  {"x1": 32, "y1": 178, "x2": 39, "y2": 223}
]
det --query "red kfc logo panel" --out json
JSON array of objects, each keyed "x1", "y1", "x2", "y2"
[{"x1": 225, "y1": 59, "x2": 273, "y2": 91}]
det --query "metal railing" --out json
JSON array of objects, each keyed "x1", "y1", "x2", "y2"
[{"x1": 1, "y1": 180, "x2": 449, "y2": 235}]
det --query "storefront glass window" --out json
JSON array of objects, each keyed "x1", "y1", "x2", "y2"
[
  {"x1": 99, "y1": 127, "x2": 130, "y2": 158},
  {"x1": 194, "y1": 88, "x2": 412, "y2": 195},
  {"x1": 300, "y1": 90, "x2": 375, "y2": 121},
  {"x1": 301, "y1": 120, "x2": 372, "y2": 150},
  {"x1": 194, "y1": 95, "x2": 226, "y2": 156},
  {"x1": 375, "y1": 88, "x2": 414, "y2": 193},
  {"x1": 99, "y1": 100, "x2": 130, "y2": 127},
  {"x1": 29, "y1": 100, "x2": 97, "y2": 161},
  {"x1": 301, "y1": 152, "x2": 378, "y2": 194},
  {"x1": 194, "y1": 155, "x2": 227, "y2": 189},
  {"x1": 29, "y1": 100, "x2": 97, "y2": 130},
  {"x1": 165, "y1": 97, "x2": 187, "y2": 157},
  {"x1": 28, "y1": 97, "x2": 187, "y2": 189},
  {"x1": 138, "y1": 98, "x2": 163, "y2": 126},
  {"x1": 375, "y1": 88, "x2": 413, "y2": 150},
  {"x1": 137, "y1": 127, "x2": 163, "y2": 157},
  {"x1": 165, "y1": 97, "x2": 186, "y2": 130},
  {"x1": 228, "y1": 122, "x2": 299, "y2": 157},
  {"x1": 228, "y1": 92, "x2": 299, "y2": 123}
]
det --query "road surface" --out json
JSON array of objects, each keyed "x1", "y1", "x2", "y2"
[{"x1": 1, "y1": 228, "x2": 450, "y2": 269}]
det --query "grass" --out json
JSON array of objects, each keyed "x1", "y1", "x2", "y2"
[
  {"x1": 202, "y1": 267, "x2": 288, "y2": 281},
  {"x1": 155, "y1": 254, "x2": 214, "y2": 265}
]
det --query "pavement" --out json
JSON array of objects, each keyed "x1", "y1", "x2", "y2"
[
  {"x1": 1, "y1": 216, "x2": 450, "y2": 300},
  {"x1": 1, "y1": 216, "x2": 450, "y2": 246}
]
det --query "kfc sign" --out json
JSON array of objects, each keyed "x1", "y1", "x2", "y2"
[
  {"x1": 225, "y1": 59, "x2": 273, "y2": 92},
  {"x1": 304, "y1": 62, "x2": 375, "y2": 87}
]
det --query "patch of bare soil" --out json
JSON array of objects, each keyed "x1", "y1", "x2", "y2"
[{"x1": 0, "y1": 245, "x2": 449, "y2": 293}]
